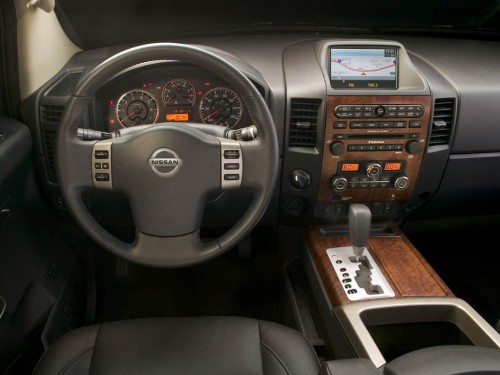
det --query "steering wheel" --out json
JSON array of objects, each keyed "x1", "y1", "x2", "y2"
[{"x1": 56, "y1": 43, "x2": 279, "y2": 267}]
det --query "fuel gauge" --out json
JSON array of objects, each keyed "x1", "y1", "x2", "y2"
[{"x1": 162, "y1": 79, "x2": 196, "y2": 106}]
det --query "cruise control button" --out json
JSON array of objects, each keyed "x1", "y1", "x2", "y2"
[
  {"x1": 94, "y1": 163, "x2": 102, "y2": 169},
  {"x1": 224, "y1": 163, "x2": 240, "y2": 170},
  {"x1": 102, "y1": 163, "x2": 109, "y2": 169},
  {"x1": 224, "y1": 150, "x2": 240, "y2": 159},
  {"x1": 224, "y1": 174, "x2": 240, "y2": 181}
]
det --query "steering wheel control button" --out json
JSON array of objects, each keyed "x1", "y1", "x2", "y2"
[
  {"x1": 224, "y1": 163, "x2": 240, "y2": 170},
  {"x1": 223, "y1": 150, "x2": 240, "y2": 159},
  {"x1": 148, "y1": 148, "x2": 183, "y2": 178},
  {"x1": 224, "y1": 174, "x2": 240, "y2": 181},
  {"x1": 92, "y1": 140, "x2": 113, "y2": 190},
  {"x1": 219, "y1": 138, "x2": 242, "y2": 190},
  {"x1": 94, "y1": 150, "x2": 109, "y2": 159},
  {"x1": 95, "y1": 173, "x2": 110, "y2": 182}
]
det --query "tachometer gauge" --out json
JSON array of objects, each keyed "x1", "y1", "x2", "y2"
[
  {"x1": 162, "y1": 79, "x2": 196, "y2": 106},
  {"x1": 116, "y1": 90, "x2": 159, "y2": 127},
  {"x1": 199, "y1": 87, "x2": 242, "y2": 128}
]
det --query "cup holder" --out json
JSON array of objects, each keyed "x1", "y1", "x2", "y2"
[{"x1": 335, "y1": 297, "x2": 500, "y2": 367}]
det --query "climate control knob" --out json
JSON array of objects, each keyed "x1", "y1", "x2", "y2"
[
  {"x1": 393, "y1": 175, "x2": 410, "y2": 190},
  {"x1": 330, "y1": 141, "x2": 345, "y2": 156},
  {"x1": 331, "y1": 176, "x2": 348, "y2": 192},
  {"x1": 289, "y1": 169, "x2": 312, "y2": 190},
  {"x1": 365, "y1": 162, "x2": 383, "y2": 178},
  {"x1": 406, "y1": 140, "x2": 422, "y2": 155}
]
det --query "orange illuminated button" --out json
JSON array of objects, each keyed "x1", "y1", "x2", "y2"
[
  {"x1": 166, "y1": 113, "x2": 189, "y2": 121},
  {"x1": 384, "y1": 162, "x2": 402, "y2": 171},
  {"x1": 341, "y1": 163, "x2": 360, "y2": 172}
]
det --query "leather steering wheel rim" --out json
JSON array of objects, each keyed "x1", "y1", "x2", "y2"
[{"x1": 56, "y1": 43, "x2": 279, "y2": 267}]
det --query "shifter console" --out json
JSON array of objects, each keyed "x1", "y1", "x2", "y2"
[
  {"x1": 327, "y1": 246, "x2": 394, "y2": 301},
  {"x1": 327, "y1": 204, "x2": 395, "y2": 301}
]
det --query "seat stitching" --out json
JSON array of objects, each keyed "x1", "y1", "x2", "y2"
[
  {"x1": 57, "y1": 345, "x2": 95, "y2": 375},
  {"x1": 261, "y1": 341, "x2": 293, "y2": 375}
]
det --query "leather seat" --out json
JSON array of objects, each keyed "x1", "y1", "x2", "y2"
[{"x1": 33, "y1": 316, "x2": 320, "y2": 375}]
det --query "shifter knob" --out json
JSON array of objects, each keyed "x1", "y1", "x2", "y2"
[{"x1": 348, "y1": 204, "x2": 372, "y2": 257}]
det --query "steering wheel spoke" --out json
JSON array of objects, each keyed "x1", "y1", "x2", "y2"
[
  {"x1": 238, "y1": 140, "x2": 268, "y2": 190},
  {"x1": 125, "y1": 230, "x2": 221, "y2": 267},
  {"x1": 63, "y1": 139, "x2": 99, "y2": 191}
]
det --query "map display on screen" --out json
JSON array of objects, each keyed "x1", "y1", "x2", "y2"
[{"x1": 330, "y1": 48, "x2": 398, "y2": 89}]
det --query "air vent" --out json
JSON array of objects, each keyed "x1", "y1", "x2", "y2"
[
  {"x1": 43, "y1": 129, "x2": 57, "y2": 179},
  {"x1": 41, "y1": 105, "x2": 65, "y2": 124},
  {"x1": 429, "y1": 98, "x2": 455, "y2": 146},
  {"x1": 289, "y1": 98, "x2": 321, "y2": 147}
]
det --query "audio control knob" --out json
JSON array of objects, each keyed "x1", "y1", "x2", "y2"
[
  {"x1": 406, "y1": 140, "x2": 422, "y2": 155},
  {"x1": 365, "y1": 162, "x2": 383, "y2": 178},
  {"x1": 289, "y1": 169, "x2": 312, "y2": 190},
  {"x1": 330, "y1": 141, "x2": 345, "y2": 156},
  {"x1": 393, "y1": 175, "x2": 410, "y2": 190},
  {"x1": 331, "y1": 176, "x2": 348, "y2": 192},
  {"x1": 375, "y1": 105, "x2": 386, "y2": 117}
]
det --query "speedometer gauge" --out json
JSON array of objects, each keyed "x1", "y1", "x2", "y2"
[
  {"x1": 116, "y1": 90, "x2": 159, "y2": 127},
  {"x1": 162, "y1": 79, "x2": 196, "y2": 106},
  {"x1": 199, "y1": 87, "x2": 242, "y2": 128}
]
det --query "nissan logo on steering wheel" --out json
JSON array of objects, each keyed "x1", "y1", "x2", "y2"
[{"x1": 148, "y1": 148, "x2": 183, "y2": 177}]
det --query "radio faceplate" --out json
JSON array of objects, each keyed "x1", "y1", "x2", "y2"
[{"x1": 318, "y1": 96, "x2": 431, "y2": 208}]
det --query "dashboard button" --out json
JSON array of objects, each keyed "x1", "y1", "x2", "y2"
[
  {"x1": 409, "y1": 120, "x2": 422, "y2": 128},
  {"x1": 397, "y1": 112, "x2": 407, "y2": 117},
  {"x1": 387, "y1": 111, "x2": 397, "y2": 117},
  {"x1": 350, "y1": 122, "x2": 364, "y2": 129},
  {"x1": 333, "y1": 121, "x2": 348, "y2": 129}
]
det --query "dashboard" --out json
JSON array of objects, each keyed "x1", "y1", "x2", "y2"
[
  {"x1": 23, "y1": 35, "x2": 500, "y2": 226},
  {"x1": 96, "y1": 64, "x2": 254, "y2": 133}
]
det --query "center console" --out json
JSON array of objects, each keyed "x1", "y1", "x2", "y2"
[{"x1": 282, "y1": 39, "x2": 500, "y2": 370}]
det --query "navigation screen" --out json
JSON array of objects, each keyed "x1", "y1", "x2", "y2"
[{"x1": 330, "y1": 47, "x2": 398, "y2": 89}]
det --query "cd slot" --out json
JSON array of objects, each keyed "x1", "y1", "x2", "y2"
[{"x1": 334, "y1": 133, "x2": 419, "y2": 140}]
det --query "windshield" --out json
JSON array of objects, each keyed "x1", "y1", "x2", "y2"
[{"x1": 58, "y1": 0, "x2": 500, "y2": 48}]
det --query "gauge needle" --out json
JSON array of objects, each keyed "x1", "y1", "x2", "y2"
[
  {"x1": 203, "y1": 110, "x2": 220, "y2": 121},
  {"x1": 122, "y1": 111, "x2": 136, "y2": 121}
]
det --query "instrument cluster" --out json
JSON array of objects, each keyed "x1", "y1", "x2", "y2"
[{"x1": 100, "y1": 64, "x2": 249, "y2": 132}]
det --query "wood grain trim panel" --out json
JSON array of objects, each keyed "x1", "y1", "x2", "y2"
[
  {"x1": 319, "y1": 96, "x2": 431, "y2": 204},
  {"x1": 305, "y1": 225, "x2": 454, "y2": 307}
]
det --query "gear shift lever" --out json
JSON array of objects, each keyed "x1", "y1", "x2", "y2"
[{"x1": 348, "y1": 204, "x2": 371, "y2": 258}]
